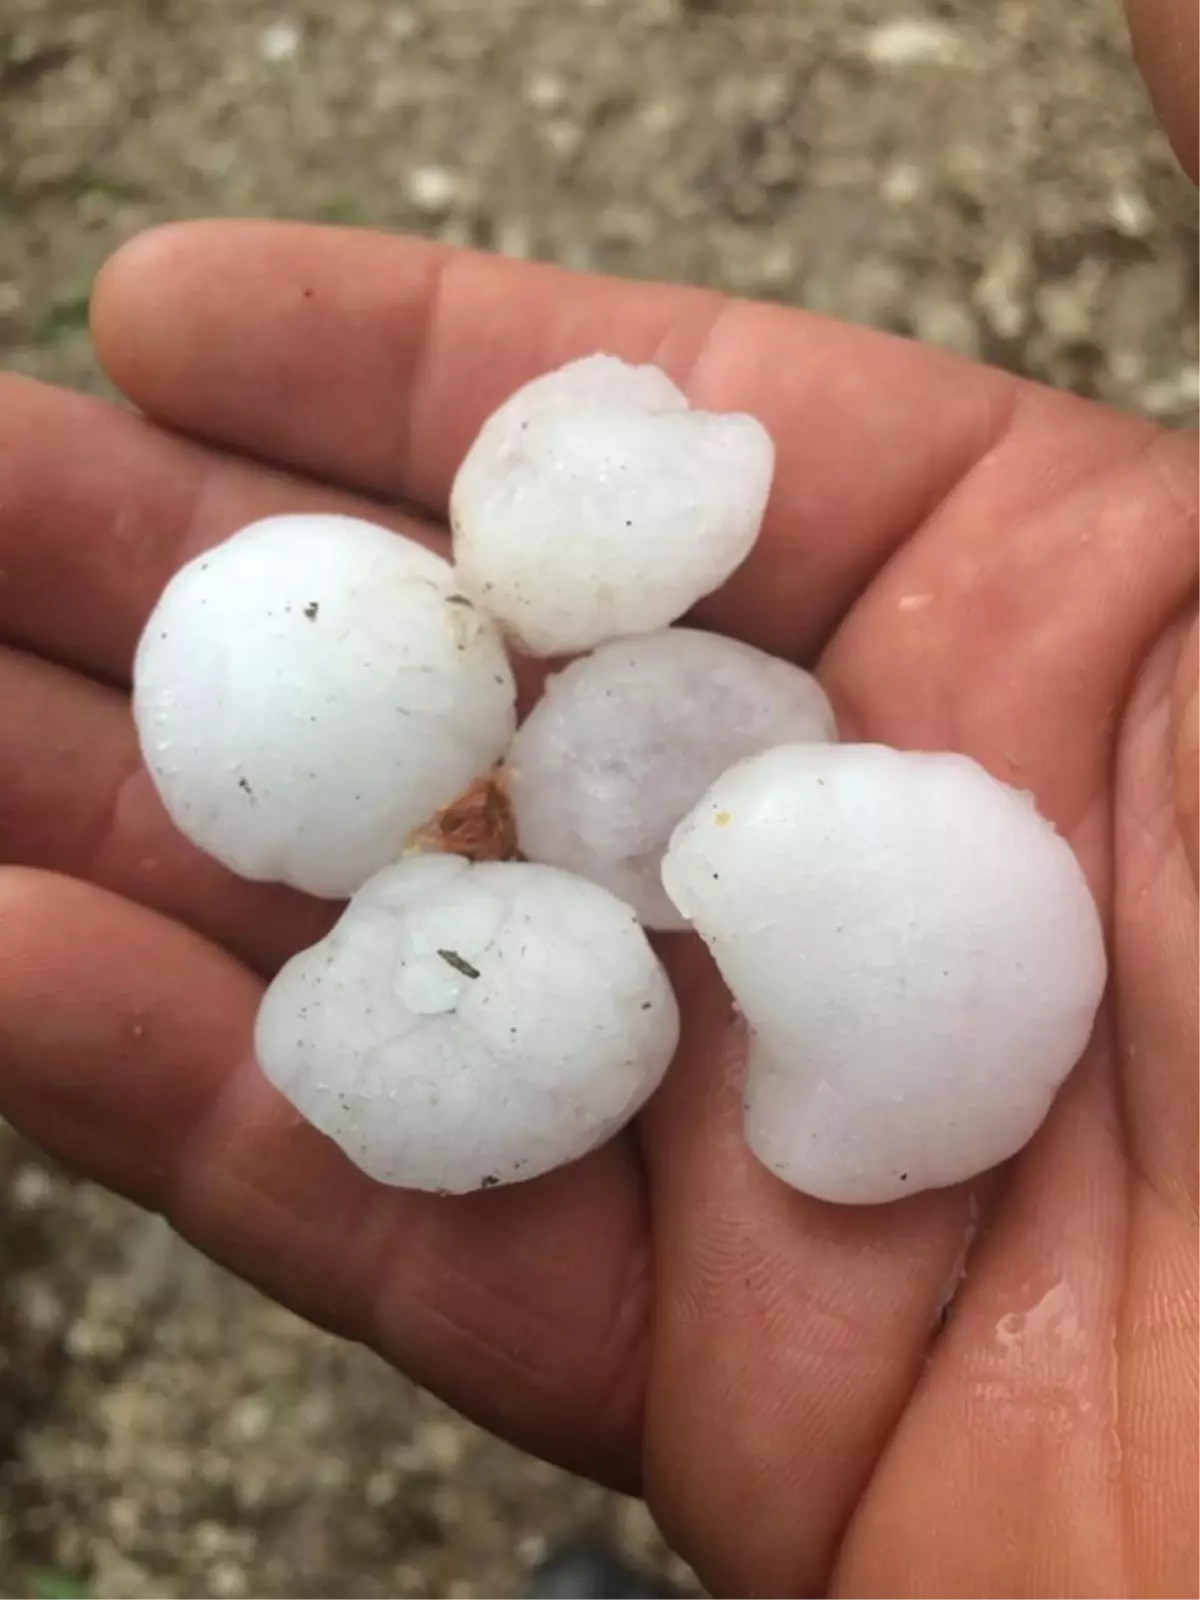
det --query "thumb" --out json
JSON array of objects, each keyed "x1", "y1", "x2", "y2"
[
  {"x1": 1125, "y1": 0, "x2": 1198, "y2": 181},
  {"x1": 1172, "y1": 614, "x2": 1199, "y2": 884}
]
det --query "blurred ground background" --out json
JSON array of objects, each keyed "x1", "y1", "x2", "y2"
[{"x1": 0, "y1": 1, "x2": 1196, "y2": 1597}]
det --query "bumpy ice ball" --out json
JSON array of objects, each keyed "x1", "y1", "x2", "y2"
[
  {"x1": 662, "y1": 743, "x2": 1107, "y2": 1204},
  {"x1": 509, "y1": 627, "x2": 836, "y2": 928},
  {"x1": 255, "y1": 855, "x2": 680, "y2": 1191},
  {"x1": 134, "y1": 514, "x2": 516, "y2": 898},
  {"x1": 450, "y1": 355, "x2": 774, "y2": 656}
]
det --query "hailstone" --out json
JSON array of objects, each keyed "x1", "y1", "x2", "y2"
[
  {"x1": 450, "y1": 354, "x2": 774, "y2": 656},
  {"x1": 255, "y1": 854, "x2": 680, "y2": 1191},
  {"x1": 133, "y1": 514, "x2": 516, "y2": 899},
  {"x1": 508, "y1": 628, "x2": 836, "y2": 929},
  {"x1": 661, "y1": 743, "x2": 1107, "y2": 1205}
]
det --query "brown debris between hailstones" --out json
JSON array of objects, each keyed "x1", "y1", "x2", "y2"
[{"x1": 406, "y1": 767, "x2": 518, "y2": 862}]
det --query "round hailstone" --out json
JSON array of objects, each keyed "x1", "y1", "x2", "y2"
[
  {"x1": 450, "y1": 354, "x2": 774, "y2": 657},
  {"x1": 508, "y1": 627, "x2": 837, "y2": 929},
  {"x1": 661, "y1": 744, "x2": 1108, "y2": 1205},
  {"x1": 134, "y1": 514, "x2": 516, "y2": 899},
  {"x1": 255, "y1": 854, "x2": 680, "y2": 1191}
]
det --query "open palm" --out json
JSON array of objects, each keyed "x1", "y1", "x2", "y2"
[{"x1": 1, "y1": 223, "x2": 1195, "y2": 1597}]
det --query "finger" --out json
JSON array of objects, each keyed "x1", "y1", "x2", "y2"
[
  {"x1": 93, "y1": 222, "x2": 1018, "y2": 658},
  {"x1": 835, "y1": 1036, "x2": 1196, "y2": 1600},
  {"x1": 0, "y1": 644, "x2": 333, "y2": 973},
  {"x1": 835, "y1": 1048, "x2": 1128, "y2": 1597},
  {"x1": 1125, "y1": 0, "x2": 1198, "y2": 180},
  {"x1": 1114, "y1": 612, "x2": 1199, "y2": 1217},
  {"x1": 821, "y1": 412, "x2": 1199, "y2": 848},
  {"x1": 0, "y1": 373, "x2": 447, "y2": 684},
  {"x1": 0, "y1": 867, "x2": 649, "y2": 1489},
  {"x1": 646, "y1": 424, "x2": 1198, "y2": 1592},
  {"x1": 640, "y1": 941, "x2": 980, "y2": 1597},
  {"x1": 816, "y1": 564, "x2": 1197, "y2": 1600},
  {"x1": 1107, "y1": 604, "x2": 1200, "y2": 1593}
]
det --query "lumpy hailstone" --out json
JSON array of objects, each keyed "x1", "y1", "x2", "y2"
[
  {"x1": 450, "y1": 355, "x2": 774, "y2": 656},
  {"x1": 662, "y1": 744, "x2": 1107, "y2": 1204},
  {"x1": 509, "y1": 628, "x2": 837, "y2": 929},
  {"x1": 255, "y1": 855, "x2": 680, "y2": 1191},
  {"x1": 133, "y1": 514, "x2": 516, "y2": 899}
]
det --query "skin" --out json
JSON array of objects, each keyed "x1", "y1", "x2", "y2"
[{"x1": 0, "y1": 5, "x2": 1194, "y2": 1593}]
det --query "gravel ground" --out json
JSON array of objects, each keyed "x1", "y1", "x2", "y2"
[{"x1": 1, "y1": 2, "x2": 1196, "y2": 1598}]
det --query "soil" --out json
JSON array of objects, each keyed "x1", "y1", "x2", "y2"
[{"x1": 1, "y1": 1, "x2": 1196, "y2": 1597}]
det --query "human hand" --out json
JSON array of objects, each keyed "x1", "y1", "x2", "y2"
[{"x1": 0, "y1": 214, "x2": 1193, "y2": 1596}]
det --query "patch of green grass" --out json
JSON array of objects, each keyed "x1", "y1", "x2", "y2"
[
  {"x1": 32, "y1": 293, "x2": 92, "y2": 347},
  {"x1": 0, "y1": 167, "x2": 151, "y2": 218},
  {"x1": 310, "y1": 195, "x2": 373, "y2": 226},
  {"x1": 78, "y1": 169, "x2": 151, "y2": 204},
  {"x1": 28, "y1": 1568, "x2": 93, "y2": 1600},
  {"x1": 258, "y1": 1380, "x2": 295, "y2": 1416},
  {"x1": 50, "y1": 166, "x2": 151, "y2": 204}
]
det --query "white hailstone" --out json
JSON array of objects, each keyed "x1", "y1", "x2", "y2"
[
  {"x1": 133, "y1": 514, "x2": 516, "y2": 899},
  {"x1": 508, "y1": 627, "x2": 837, "y2": 929},
  {"x1": 255, "y1": 854, "x2": 680, "y2": 1191},
  {"x1": 450, "y1": 354, "x2": 774, "y2": 656},
  {"x1": 662, "y1": 744, "x2": 1107, "y2": 1205}
]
